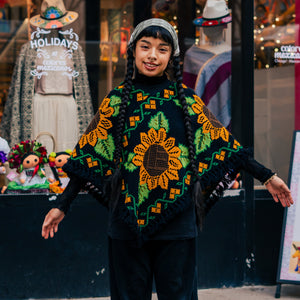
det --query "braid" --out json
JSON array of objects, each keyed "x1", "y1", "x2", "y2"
[
  {"x1": 114, "y1": 47, "x2": 134, "y2": 168},
  {"x1": 86, "y1": 47, "x2": 135, "y2": 209},
  {"x1": 173, "y1": 56, "x2": 206, "y2": 226},
  {"x1": 173, "y1": 56, "x2": 198, "y2": 179}
]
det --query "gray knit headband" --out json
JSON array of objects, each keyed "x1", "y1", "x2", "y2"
[{"x1": 128, "y1": 18, "x2": 180, "y2": 57}]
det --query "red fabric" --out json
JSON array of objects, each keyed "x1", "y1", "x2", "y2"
[{"x1": 295, "y1": 2, "x2": 300, "y2": 129}]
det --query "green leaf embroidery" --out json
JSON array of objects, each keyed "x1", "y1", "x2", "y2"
[
  {"x1": 110, "y1": 95, "x2": 122, "y2": 116},
  {"x1": 173, "y1": 97, "x2": 196, "y2": 115},
  {"x1": 138, "y1": 183, "x2": 150, "y2": 206},
  {"x1": 124, "y1": 153, "x2": 138, "y2": 172},
  {"x1": 94, "y1": 134, "x2": 115, "y2": 161},
  {"x1": 148, "y1": 112, "x2": 169, "y2": 132},
  {"x1": 186, "y1": 96, "x2": 196, "y2": 116},
  {"x1": 194, "y1": 128, "x2": 212, "y2": 154},
  {"x1": 178, "y1": 144, "x2": 190, "y2": 168}
]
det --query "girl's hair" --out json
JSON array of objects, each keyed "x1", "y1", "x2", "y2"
[{"x1": 113, "y1": 25, "x2": 201, "y2": 209}]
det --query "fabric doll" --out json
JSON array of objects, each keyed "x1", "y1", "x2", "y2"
[
  {"x1": 48, "y1": 150, "x2": 72, "y2": 193},
  {"x1": 0, "y1": 136, "x2": 10, "y2": 189},
  {"x1": 6, "y1": 140, "x2": 49, "y2": 193},
  {"x1": 292, "y1": 244, "x2": 300, "y2": 273},
  {"x1": 0, "y1": 151, "x2": 7, "y2": 188}
]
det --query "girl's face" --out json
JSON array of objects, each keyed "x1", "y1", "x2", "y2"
[
  {"x1": 134, "y1": 36, "x2": 172, "y2": 77},
  {"x1": 23, "y1": 154, "x2": 39, "y2": 169}
]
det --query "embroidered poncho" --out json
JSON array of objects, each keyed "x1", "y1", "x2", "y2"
[{"x1": 63, "y1": 75, "x2": 247, "y2": 239}]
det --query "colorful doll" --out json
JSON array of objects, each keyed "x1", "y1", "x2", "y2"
[
  {"x1": 48, "y1": 150, "x2": 72, "y2": 193},
  {"x1": 6, "y1": 140, "x2": 49, "y2": 193},
  {"x1": 292, "y1": 244, "x2": 300, "y2": 273},
  {"x1": 0, "y1": 151, "x2": 7, "y2": 188}
]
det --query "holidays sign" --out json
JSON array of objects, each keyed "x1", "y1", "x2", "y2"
[{"x1": 30, "y1": 27, "x2": 79, "y2": 79}]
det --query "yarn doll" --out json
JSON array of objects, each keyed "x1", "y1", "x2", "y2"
[
  {"x1": 6, "y1": 140, "x2": 49, "y2": 193},
  {"x1": 0, "y1": 136, "x2": 10, "y2": 190},
  {"x1": 0, "y1": 151, "x2": 7, "y2": 189},
  {"x1": 48, "y1": 150, "x2": 72, "y2": 193},
  {"x1": 292, "y1": 244, "x2": 300, "y2": 273}
]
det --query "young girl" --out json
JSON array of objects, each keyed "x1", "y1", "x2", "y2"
[{"x1": 41, "y1": 18, "x2": 293, "y2": 299}]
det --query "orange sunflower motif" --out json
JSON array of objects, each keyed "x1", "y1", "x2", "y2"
[
  {"x1": 132, "y1": 128, "x2": 182, "y2": 190},
  {"x1": 191, "y1": 95, "x2": 229, "y2": 142},
  {"x1": 78, "y1": 97, "x2": 114, "y2": 148}
]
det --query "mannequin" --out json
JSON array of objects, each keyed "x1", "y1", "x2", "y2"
[{"x1": 183, "y1": 0, "x2": 232, "y2": 128}]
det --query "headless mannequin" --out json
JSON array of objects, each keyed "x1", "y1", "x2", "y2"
[
  {"x1": 183, "y1": 24, "x2": 232, "y2": 129},
  {"x1": 198, "y1": 26, "x2": 230, "y2": 54},
  {"x1": 183, "y1": 25, "x2": 230, "y2": 90}
]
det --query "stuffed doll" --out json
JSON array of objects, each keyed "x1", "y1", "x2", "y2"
[
  {"x1": 0, "y1": 136, "x2": 10, "y2": 190},
  {"x1": 48, "y1": 149, "x2": 72, "y2": 193},
  {"x1": 292, "y1": 244, "x2": 300, "y2": 273},
  {"x1": 5, "y1": 140, "x2": 49, "y2": 193},
  {"x1": 0, "y1": 151, "x2": 7, "y2": 189}
]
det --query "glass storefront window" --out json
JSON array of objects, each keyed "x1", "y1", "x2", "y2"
[
  {"x1": 0, "y1": 0, "x2": 133, "y2": 195},
  {"x1": 99, "y1": 0, "x2": 133, "y2": 100},
  {"x1": 254, "y1": 0, "x2": 295, "y2": 183}
]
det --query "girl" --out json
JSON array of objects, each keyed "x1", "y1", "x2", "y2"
[{"x1": 41, "y1": 18, "x2": 293, "y2": 299}]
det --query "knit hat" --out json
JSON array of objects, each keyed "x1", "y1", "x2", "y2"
[
  {"x1": 193, "y1": 0, "x2": 232, "y2": 27},
  {"x1": 128, "y1": 18, "x2": 180, "y2": 57},
  {"x1": 30, "y1": 0, "x2": 78, "y2": 29}
]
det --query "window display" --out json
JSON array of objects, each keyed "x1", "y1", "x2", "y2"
[
  {"x1": 0, "y1": 0, "x2": 135, "y2": 195},
  {"x1": 0, "y1": 0, "x2": 94, "y2": 152},
  {"x1": 254, "y1": 0, "x2": 295, "y2": 183}
]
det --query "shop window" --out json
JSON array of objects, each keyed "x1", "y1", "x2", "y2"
[
  {"x1": 99, "y1": 0, "x2": 133, "y2": 100},
  {"x1": 254, "y1": 0, "x2": 295, "y2": 183},
  {"x1": 0, "y1": 0, "x2": 95, "y2": 194},
  {"x1": 0, "y1": 0, "x2": 135, "y2": 195}
]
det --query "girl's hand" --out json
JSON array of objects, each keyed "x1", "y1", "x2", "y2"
[
  {"x1": 265, "y1": 175, "x2": 294, "y2": 207},
  {"x1": 41, "y1": 208, "x2": 65, "y2": 239}
]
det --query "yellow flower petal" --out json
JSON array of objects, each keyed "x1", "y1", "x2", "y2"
[
  {"x1": 147, "y1": 176, "x2": 158, "y2": 190},
  {"x1": 158, "y1": 173, "x2": 169, "y2": 189},
  {"x1": 164, "y1": 137, "x2": 175, "y2": 151}
]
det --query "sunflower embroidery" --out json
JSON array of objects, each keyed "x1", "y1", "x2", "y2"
[
  {"x1": 191, "y1": 95, "x2": 229, "y2": 142},
  {"x1": 132, "y1": 128, "x2": 182, "y2": 190},
  {"x1": 78, "y1": 97, "x2": 114, "y2": 148}
]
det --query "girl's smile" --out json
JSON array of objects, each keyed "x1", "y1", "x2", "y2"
[{"x1": 134, "y1": 36, "x2": 172, "y2": 77}]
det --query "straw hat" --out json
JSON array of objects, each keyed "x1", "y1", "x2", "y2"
[
  {"x1": 30, "y1": 0, "x2": 78, "y2": 29},
  {"x1": 193, "y1": 0, "x2": 232, "y2": 27}
]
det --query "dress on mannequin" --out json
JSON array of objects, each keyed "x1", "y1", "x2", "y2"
[{"x1": 0, "y1": 32, "x2": 94, "y2": 151}]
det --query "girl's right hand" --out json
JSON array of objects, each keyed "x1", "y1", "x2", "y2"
[{"x1": 41, "y1": 208, "x2": 65, "y2": 239}]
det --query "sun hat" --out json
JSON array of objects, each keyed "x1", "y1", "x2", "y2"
[
  {"x1": 193, "y1": 0, "x2": 232, "y2": 27},
  {"x1": 30, "y1": 0, "x2": 78, "y2": 29},
  {"x1": 128, "y1": 18, "x2": 180, "y2": 57}
]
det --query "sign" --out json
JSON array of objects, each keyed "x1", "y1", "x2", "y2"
[
  {"x1": 277, "y1": 130, "x2": 300, "y2": 285},
  {"x1": 29, "y1": 27, "x2": 79, "y2": 79}
]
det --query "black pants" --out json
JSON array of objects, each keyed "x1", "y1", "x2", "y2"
[{"x1": 108, "y1": 237, "x2": 198, "y2": 300}]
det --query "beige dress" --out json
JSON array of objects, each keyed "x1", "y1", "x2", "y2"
[{"x1": 32, "y1": 46, "x2": 79, "y2": 152}]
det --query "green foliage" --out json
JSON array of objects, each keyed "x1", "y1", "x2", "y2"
[
  {"x1": 148, "y1": 112, "x2": 169, "y2": 132},
  {"x1": 110, "y1": 95, "x2": 122, "y2": 116},
  {"x1": 94, "y1": 134, "x2": 115, "y2": 161},
  {"x1": 178, "y1": 144, "x2": 190, "y2": 168},
  {"x1": 124, "y1": 153, "x2": 138, "y2": 172},
  {"x1": 194, "y1": 128, "x2": 212, "y2": 154},
  {"x1": 138, "y1": 183, "x2": 150, "y2": 206}
]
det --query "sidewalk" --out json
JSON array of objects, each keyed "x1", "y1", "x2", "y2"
[{"x1": 29, "y1": 284, "x2": 300, "y2": 300}]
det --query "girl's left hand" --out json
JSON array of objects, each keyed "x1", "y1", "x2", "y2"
[{"x1": 265, "y1": 175, "x2": 294, "y2": 207}]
